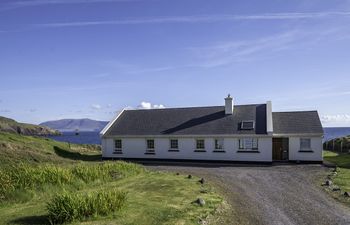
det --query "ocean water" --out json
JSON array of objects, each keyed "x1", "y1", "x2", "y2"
[
  {"x1": 49, "y1": 131, "x2": 101, "y2": 145},
  {"x1": 48, "y1": 128, "x2": 350, "y2": 145}
]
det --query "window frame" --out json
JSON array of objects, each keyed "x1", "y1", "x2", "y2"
[
  {"x1": 214, "y1": 138, "x2": 224, "y2": 150},
  {"x1": 240, "y1": 120, "x2": 255, "y2": 130},
  {"x1": 169, "y1": 139, "x2": 179, "y2": 151},
  {"x1": 238, "y1": 138, "x2": 259, "y2": 150},
  {"x1": 300, "y1": 138, "x2": 311, "y2": 150},
  {"x1": 195, "y1": 139, "x2": 205, "y2": 151},
  {"x1": 114, "y1": 139, "x2": 122, "y2": 154},
  {"x1": 146, "y1": 139, "x2": 155, "y2": 153}
]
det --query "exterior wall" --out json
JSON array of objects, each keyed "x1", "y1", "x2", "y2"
[
  {"x1": 288, "y1": 137, "x2": 323, "y2": 161},
  {"x1": 102, "y1": 137, "x2": 272, "y2": 162}
]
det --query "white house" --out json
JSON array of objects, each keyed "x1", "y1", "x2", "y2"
[{"x1": 100, "y1": 95, "x2": 324, "y2": 163}]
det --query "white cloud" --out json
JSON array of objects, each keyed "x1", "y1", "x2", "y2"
[
  {"x1": 91, "y1": 104, "x2": 102, "y2": 110},
  {"x1": 138, "y1": 101, "x2": 165, "y2": 109},
  {"x1": 106, "y1": 104, "x2": 112, "y2": 108},
  {"x1": 31, "y1": 12, "x2": 350, "y2": 28},
  {"x1": 321, "y1": 114, "x2": 350, "y2": 125}
]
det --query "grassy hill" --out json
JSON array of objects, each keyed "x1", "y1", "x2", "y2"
[
  {"x1": 0, "y1": 116, "x2": 60, "y2": 136},
  {"x1": 40, "y1": 118, "x2": 108, "y2": 132},
  {"x1": 0, "y1": 132, "x2": 223, "y2": 225}
]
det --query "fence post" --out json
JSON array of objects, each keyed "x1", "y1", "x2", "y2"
[
  {"x1": 340, "y1": 139, "x2": 343, "y2": 153},
  {"x1": 333, "y1": 139, "x2": 335, "y2": 151}
]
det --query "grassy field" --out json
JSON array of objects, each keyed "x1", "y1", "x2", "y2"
[
  {"x1": 323, "y1": 150, "x2": 350, "y2": 206},
  {"x1": 0, "y1": 132, "x2": 223, "y2": 225}
]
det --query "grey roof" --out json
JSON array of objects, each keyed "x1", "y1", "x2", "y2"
[
  {"x1": 272, "y1": 111, "x2": 323, "y2": 134},
  {"x1": 106, "y1": 104, "x2": 267, "y2": 136}
]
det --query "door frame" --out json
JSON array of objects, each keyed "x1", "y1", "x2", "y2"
[{"x1": 272, "y1": 138, "x2": 289, "y2": 161}]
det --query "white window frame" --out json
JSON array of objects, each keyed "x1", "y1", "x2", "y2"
[
  {"x1": 146, "y1": 139, "x2": 155, "y2": 153},
  {"x1": 300, "y1": 138, "x2": 311, "y2": 150},
  {"x1": 114, "y1": 139, "x2": 122, "y2": 153},
  {"x1": 195, "y1": 139, "x2": 205, "y2": 151},
  {"x1": 214, "y1": 138, "x2": 224, "y2": 151},
  {"x1": 169, "y1": 139, "x2": 179, "y2": 150},
  {"x1": 238, "y1": 138, "x2": 258, "y2": 150},
  {"x1": 241, "y1": 120, "x2": 255, "y2": 130}
]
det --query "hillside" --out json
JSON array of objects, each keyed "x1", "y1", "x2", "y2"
[
  {"x1": 0, "y1": 131, "x2": 101, "y2": 165},
  {"x1": 0, "y1": 116, "x2": 60, "y2": 136},
  {"x1": 40, "y1": 118, "x2": 108, "y2": 132}
]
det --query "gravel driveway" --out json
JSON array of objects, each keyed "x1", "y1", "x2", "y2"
[{"x1": 148, "y1": 163, "x2": 350, "y2": 225}]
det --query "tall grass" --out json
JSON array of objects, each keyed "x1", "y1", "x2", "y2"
[
  {"x1": 0, "y1": 161, "x2": 143, "y2": 202},
  {"x1": 47, "y1": 189, "x2": 127, "y2": 224}
]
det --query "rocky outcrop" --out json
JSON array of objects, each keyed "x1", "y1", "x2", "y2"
[{"x1": 0, "y1": 116, "x2": 60, "y2": 136}]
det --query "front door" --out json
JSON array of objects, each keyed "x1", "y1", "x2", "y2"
[{"x1": 272, "y1": 138, "x2": 289, "y2": 161}]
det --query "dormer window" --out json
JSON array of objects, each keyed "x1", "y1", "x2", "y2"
[{"x1": 241, "y1": 121, "x2": 255, "y2": 130}]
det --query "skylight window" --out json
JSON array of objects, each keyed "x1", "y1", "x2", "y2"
[{"x1": 241, "y1": 121, "x2": 255, "y2": 130}]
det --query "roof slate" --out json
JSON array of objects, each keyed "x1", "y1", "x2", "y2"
[
  {"x1": 272, "y1": 111, "x2": 323, "y2": 134},
  {"x1": 105, "y1": 104, "x2": 267, "y2": 136}
]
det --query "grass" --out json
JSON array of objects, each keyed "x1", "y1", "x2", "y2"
[
  {"x1": 0, "y1": 132, "x2": 223, "y2": 224},
  {"x1": 323, "y1": 150, "x2": 350, "y2": 206}
]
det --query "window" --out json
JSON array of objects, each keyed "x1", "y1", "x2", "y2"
[
  {"x1": 214, "y1": 139, "x2": 224, "y2": 150},
  {"x1": 146, "y1": 139, "x2": 155, "y2": 152},
  {"x1": 196, "y1": 139, "x2": 205, "y2": 150},
  {"x1": 300, "y1": 138, "x2": 311, "y2": 150},
  {"x1": 170, "y1": 139, "x2": 178, "y2": 150},
  {"x1": 241, "y1": 121, "x2": 255, "y2": 130},
  {"x1": 239, "y1": 138, "x2": 258, "y2": 150},
  {"x1": 114, "y1": 139, "x2": 122, "y2": 153}
]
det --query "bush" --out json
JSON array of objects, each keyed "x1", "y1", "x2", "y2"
[
  {"x1": 0, "y1": 161, "x2": 143, "y2": 202},
  {"x1": 47, "y1": 189, "x2": 127, "y2": 224}
]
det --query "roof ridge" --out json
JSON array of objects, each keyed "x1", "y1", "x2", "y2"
[
  {"x1": 273, "y1": 110, "x2": 318, "y2": 113},
  {"x1": 127, "y1": 103, "x2": 266, "y2": 111}
]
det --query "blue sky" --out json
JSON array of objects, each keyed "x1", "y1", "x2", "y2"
[{"x1": 1, "y1": 0, "x2": 350, "y2": 126}]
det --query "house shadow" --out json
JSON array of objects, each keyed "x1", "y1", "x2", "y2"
[
  {"x1": 162, "y1": 111, "x2": 225, "y2": 134},
  {"x1": 10, "y1": 215, "x2": 50, "y2": 225},
  {"x1": 54, "y1": 146, "x2": 101, "y2": 162}
]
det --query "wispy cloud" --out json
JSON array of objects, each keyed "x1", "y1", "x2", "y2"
[
  {"x1": 29, "y1": 11, "x2": 350, "y2": 29},
  {"x1": 91, "y1": 104, "x2": 102, "y2": 110},
  {"x1": 321, "y1": 114, "x2": 350, "y2": 124},
  {"x1": 138, "y1": 101, "x2": 165, "y2": 109},
  {"x1": 1, "y1": 0, "x2": 134, "y2": 11}
]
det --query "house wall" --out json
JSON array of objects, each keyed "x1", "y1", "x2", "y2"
[
  {"x1": 102, "y1": 137, "x2": 273, "y2": 162},
  {"x1": 288, "y1": 137, "x2": 323, "y2": 161}
]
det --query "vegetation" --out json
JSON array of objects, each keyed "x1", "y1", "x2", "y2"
[
  {"x1": 0, "y1": 132, "x2": 223, "y2": 224},
  {"x1": 0, "y1": 116, "x2": 60, "y2": 136},
  {"x1": 47, "y1": 189, "x2": 127, "y2": 224},
  {"x1": 323, "y1": 136, "x2": 350, "y2": 152},
  {"x1": 323, "y1": 150, "x2": 350, "y2": 206}
]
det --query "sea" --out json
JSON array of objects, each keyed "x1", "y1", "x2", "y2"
[{"x1": 48, "y1": 128, "x2": 350, "y2": 145}]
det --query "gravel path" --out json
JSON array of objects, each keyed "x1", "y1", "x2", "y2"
[{"x1": 148, "y1": 163, "x2": 350, "y2": 225}]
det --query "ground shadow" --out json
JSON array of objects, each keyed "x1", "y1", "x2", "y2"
[
  {"x1": 54, "y1": 146, "x2": 101, "y2": 161},
  {"x1": 10, "y1": 215, "x2": 50, "y2": 225}
]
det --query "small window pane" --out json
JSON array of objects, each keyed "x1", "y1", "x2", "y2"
[
  {"x1": 115, "y1": 140, "x2": 122, "y2": 149},
  {"x1": 215, "y1": 139, "x2": 224, "y2": 149},
  {"x1": 196, "y1": 140, "x2": 205, "y2": 149},
  {"x1": 170, "y1": 139, "x2": 178, "y2": 149},
  {"x1": 147, "y1": 140, "x2": 155, "y2": 149},
  {"x1": 241, "y1": 121, "x2": 255, "y2": 130},
  {"x1": 239, "y1": 138, "x2": 258, "y2": 150},
  {"x1": 252, "y1": 138, "x2": 258, "y2": 149},
  {"x1": 300, "y1": 138, "x2": 311, "y2": 150}
]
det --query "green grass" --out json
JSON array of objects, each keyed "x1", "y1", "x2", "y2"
[
  {"x1": 323, "y1": 150, "x2": 350, "y2": 206},
  {"x1": 0, "y1": 132, "x2": 223, "y2": 224}
]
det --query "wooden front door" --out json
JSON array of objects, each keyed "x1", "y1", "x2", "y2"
[{"x1": 272, "y1": 138, "x2": 289, "y2": 161}]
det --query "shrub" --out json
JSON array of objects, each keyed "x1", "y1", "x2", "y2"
[{"x1": 47, "y1": 189, "x2": 127, "y2": 224}]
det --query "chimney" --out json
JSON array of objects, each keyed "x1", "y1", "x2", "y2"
[{"x1": 225, "y1": 94, "x2": 234, "y2": 115}]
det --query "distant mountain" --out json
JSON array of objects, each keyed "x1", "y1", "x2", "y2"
[
  {"x1": 40, "y1": 119, "x2": 108, "y2": 132},
  {"x1": 0, "y1": 116, "x2": 60, "y2": 136}
]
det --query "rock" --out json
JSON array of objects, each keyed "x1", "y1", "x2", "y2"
[
  {"x1": 188, "y1": 175, "x2": 192, "y2": 179},
  {"x1": 332, "y1": 186, "x2": 341, "y2": 191},
  {"x1": 325, "y1": 180, "x2": 332, "y2": 186},
  {"x1": 344, "y1": 192, "x2": 350, "y2": 197},
  {"x1": 195, "y1": 198, "x2": 205, "y2": 206},
  {"x1": 332, "y1": 172, "x2": 337, "y2": 176},
  {"x1": 199, "y1": 178, "x2": 205, "y2": 184},
  {"x1": 176, "y1": 172, "x2": 180, "y2": 176}
]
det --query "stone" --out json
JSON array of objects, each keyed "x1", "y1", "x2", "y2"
[
  {"x1": 176, "y1": 172, "x2": 180, "y2": 176},
  {"x1": 199, "y1": 178, "x2": 205, "y2": 184},
  {"x1": 188, "y1": 174, "x2": 192, "y2": 179},
  {"x1": 344, "y1": 192, "x2": 350, "y2": 197},
  {"x1": 332, "y1": 186, "x2": 341, "y2": 191},
  {"x1": 196, "y1": 198, "x2": 205, "y2": 206},
  {"x1": 332, "y1": 172, "x2": 338, "y2": 176},
  {"x1": 325, "y1": 180, "x2": 332, "y2": 186}
]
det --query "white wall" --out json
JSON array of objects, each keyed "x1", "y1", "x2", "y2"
[
  {"x1": 288, "y1": 137, "x2": 323, "y2": 161},
  {"x1": 102, "y1": 137, "x2": 272, "y2": 162}
]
